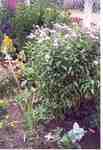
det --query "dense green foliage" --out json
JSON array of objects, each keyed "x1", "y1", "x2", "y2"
[
  {"x1": 0, "y1": 1, "x2": 69, "y2": 48},
  {"x1": 24, "y1": 31, "x2": 100, "y2": 117},
  {"x1": 11, "y1": 3, "x2": 69, "y2": 47},
  {"x1": 0, "y1": 1, "x2": 100, "y2": 148}
]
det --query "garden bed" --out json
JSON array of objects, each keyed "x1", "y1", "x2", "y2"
[
  {"x1": 0, "y1": 100, "x2": 100, "y2": 149},
  {"x1": 0, "y1": 1, "x2": 100, "y2": 149}
]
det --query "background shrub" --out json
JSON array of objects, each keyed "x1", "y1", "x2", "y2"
[
  {"x1": 0, "y1": 1, "x2": 69, "y2": 48},
  {"x1": 11, "y1": 1, "x2": 69, "y2": 48},
  {"x1": 11, "y1": 5, "x2": 40, "y2": 48}
]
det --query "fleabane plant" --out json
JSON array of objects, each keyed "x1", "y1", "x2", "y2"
[{"x1": 24, "y1": 24, "x2": 100, "y2": 117}]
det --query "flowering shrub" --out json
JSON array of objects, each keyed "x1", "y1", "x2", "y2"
[
  {"x1": 0, "y1": 1, "x2": 69, "y2": 48},
  {"x1": 24, "y1": 24, "x2": 100, "y2": 117},
  {"x1": 11, "y1": 2, "x2": 69, "y2": 48}
]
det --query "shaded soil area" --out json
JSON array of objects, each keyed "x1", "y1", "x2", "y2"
[
  {"x1": 44, "y1": 119, "x2": 100, "y2": 149},
  {"x1": 0, "y1": 100, "x2": 100, "y2": 149}
]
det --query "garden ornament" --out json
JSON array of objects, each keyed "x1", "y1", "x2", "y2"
[{"x1": 68, "y1": 122, "x2": 87, "y2": 143}]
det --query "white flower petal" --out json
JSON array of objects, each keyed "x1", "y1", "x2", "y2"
[{"x1": 44, "y1": 132, "x2": 55, "y2": 141}]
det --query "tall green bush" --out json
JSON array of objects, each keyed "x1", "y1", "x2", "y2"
[
  {"x1": 11, "y1": 5, "x2": 40, "y2": 47},
  {"x1": 24, "y1": 31, "x2": 100, "y2": 117}
]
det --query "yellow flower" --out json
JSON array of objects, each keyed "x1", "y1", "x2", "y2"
[
  {"x1": 0, "y1": 35, "x2": 16, "y2": 53},
  {"x1": 3, "y1": 36, "x2": 13, "y2": 47},
  {"x1": 15, "y1": 58, "x2": 25, "y2": 80},
  {"x1": 9, "y1": 121, "x2": 17, "y2": 128},
  {"x1": 0, "y1": 100, "x2": 8, "y2": 107}
]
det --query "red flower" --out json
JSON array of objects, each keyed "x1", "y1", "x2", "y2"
[{"x1": 71, "y1": 17, "x2": 83, "y2": 24}]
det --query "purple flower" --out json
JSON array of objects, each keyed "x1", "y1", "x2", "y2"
[{"x1": 1, "y1": 23, "x2": 12, "y2": 35}]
